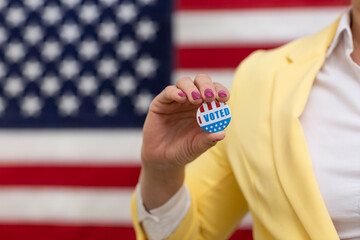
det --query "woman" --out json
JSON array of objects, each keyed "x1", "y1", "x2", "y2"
[{"x1": 132, "y1": 1, "x2": 360, "y2": 239}]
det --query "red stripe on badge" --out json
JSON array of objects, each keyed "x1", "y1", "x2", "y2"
[
  {"x1": 0, "y1": 165, "x2": 141, "y2": 187},
  {"x1": 198, "y1": 116, "x2": 202, "y2": 124},
  {"x1": 199, "y1": 105, "x2": 204, "y2": 113},
  {"x1": 176, "y1": 45, "x2": 280, "y2": 69},
  {"x1": 207, "y1": 102, "x2": 213, "y2": 110},
  {"x1": 215, "y1": 101, "x2": 220, "y2": 108},
  {"x1": 176, "y1": 0, "x2": 350, "y2": 10}
]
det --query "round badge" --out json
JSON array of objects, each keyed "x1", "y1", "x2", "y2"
[{"x1": 196, "y1": 100, "x2": 231, "y2": 133}]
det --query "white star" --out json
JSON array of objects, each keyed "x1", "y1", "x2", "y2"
[
  {"x1": 135, "y1": 55, "x2": 158, "y2": 78},
  {"x1": 0, "y1": 2, "x2": 7, "y2": 11},
  {"x1": 78, "y1": 75, "x2": 98, "y2": 96},
  {"x1": 42, "y1": 40, "x2": 62, "y2": 61},
  {"x1": 41, "y1": 76, "x2": 60, "y2": 97},
  {"x1": 58, "y1": 93, "x2": 80, "y2": 116},
  {"x1": 79, "y1": 39, "x2": 99, "y2": 60},
  {"x1": 0, "y1": 62, "x2": 6, "y2": 79},
  {"x1": 61, "y1": 0, "x2": 81, "y2": 8},
  {"x1": 24, "y1": 0, "x2": 44, "y2": 10},
  {"x1": 117, "y1": 3, "x2": 137, "y2": 23},
  {"x1": 60, "y1": 59, "x2": 80, "y2": 79},
  {"x1": 0, "y1": 27, "x2": 8, "y2": 44},
  {"x1": 23, "y1": 60, "x2": 43, "y2": 81},
  {"x1": 100, "y1": 0, "x2": 117, "y2": 7},
  {"x1": 136, "y1": 18, "x2": 158, "y2": 41},
  {"x1": 133, "y1": 91, "x2": 153, "y2": 115},
  {"x1": 24, "y1": 25, "x2": 44, "y2": 45},
  {"x1": 6, "y1": 7, "x2": 27, "y2": 27},
  {"x1": 60, "y1": 22, "x2": 81, "y2": 43},
  {"x1": 42, "y1": 5, "x2": 62, "y2": 25},
  {"x1": 116, "y1": 73, "x2": 136, "y2": 96},
  {"x1": 21, "y1": 94, "x2": 42, "y2": 117},
  {"x1": 98, "y1": 57, "x2": 118, "y2": 79},
  {"x1": 4, "y1": 77, "x2": 24, "y2": 97},
  {"x1": 5, "y1": 42, "x2": 26, "y2": 62},
  {"x1": 98, "y1": 21, "x2": 118, "y2": 42},
  {"x1": 78, "y1": 3, "x2": 99, "y2": 24},
  {"x1": 96, "y1": 92, "x2": 117, "y2": 116},
  {"x1": 117, "y1": 38, "x2": 138, "y2": 60},
  {"x1": 137, "y1": 0, "x2": 156, "y2": 6},
  {"x1": 0, "y1": 97, "x2": 6, "y2": 115}
]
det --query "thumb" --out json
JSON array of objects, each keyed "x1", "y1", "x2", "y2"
[{"x1": 192, "y1": 131, "x2": 226, "y2": 155}]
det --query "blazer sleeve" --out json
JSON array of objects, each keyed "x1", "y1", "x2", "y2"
[{"x1": 131, "y1": 58, "x2": 255, "y2": 240}]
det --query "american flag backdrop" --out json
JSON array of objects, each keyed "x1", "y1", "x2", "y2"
[{"x1": 0, "y1": 0, "x2": 349, "y2": 239}]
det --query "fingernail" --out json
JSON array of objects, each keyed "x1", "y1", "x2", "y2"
[
  {"x1": 178, "y1": 92, "x2": 186, "y2": 97},
  {"x1": 204, "y1": 88, "x2": 214, "y2": 98},
  {"x1": 191, "y1": 91, "x2": 201, "y2": 100},
  {"x1": 218, "y1": 90, "x2": 227, "y2": 97}
]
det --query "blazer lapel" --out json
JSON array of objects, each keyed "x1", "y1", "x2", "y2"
[{"x1": 271, "y1": 19, "x2": 340, "y2": 239}]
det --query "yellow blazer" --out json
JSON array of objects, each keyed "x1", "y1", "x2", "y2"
[{"x1": 132, "y1": 18, "x2": 342, "y2": 240}]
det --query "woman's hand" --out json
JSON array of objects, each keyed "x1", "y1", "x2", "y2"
[
  {"x1": 140, "y1": 74, "x2": 230, "y2": 209},
  {"x1": 142, "y1": 74, "x2": 230, "y2": 166}
]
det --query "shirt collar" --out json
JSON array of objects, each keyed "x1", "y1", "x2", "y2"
[{"x1": 326, "y1": 8, "x2": 353, "y2": 57}]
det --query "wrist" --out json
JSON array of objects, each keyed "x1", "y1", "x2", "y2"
[{"x1": 140, "y1": 161, "x2": 185, "y2": 210}]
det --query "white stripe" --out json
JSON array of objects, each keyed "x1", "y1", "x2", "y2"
[
  {"x1": 173, "y1": 70, "x2": 235, "y2": 89},
  {"x1": 0, "y1": 187, "x2": 253, "y2": 229},
  {"x1": 0, "y1": 130, "x2": 142, "y2": 164},
  {"x1": 0, "y1": 187, "x2": 133, "y2": 225},
  {"x1": 0, "y1": 70, "x2": 234, "y2": 164},
  {"x1": 175, "y1": 7, "x2": 347, "y2": 46}
]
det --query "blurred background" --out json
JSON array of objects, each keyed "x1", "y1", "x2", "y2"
[{"x1": 0, "y1": 0, "x2": 349, "y2": 239}]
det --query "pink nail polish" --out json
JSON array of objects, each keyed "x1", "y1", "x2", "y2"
[
  {"x1": 218, "y1": 90, "x2": 227, "y2": 97},
  {"x1": 178, "y1": 92, "x2": 186, "y2": 97},
  {"x1": 204, "y1": 88, "x2": 214, "y2": 98},
  {"x1": 191, "y1": 91, "x2": 201, "y2": 100}
]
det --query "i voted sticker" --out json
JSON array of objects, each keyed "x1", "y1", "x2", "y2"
[{"x1": 196, "y1": 100, "x2": 231, "y2": 133}]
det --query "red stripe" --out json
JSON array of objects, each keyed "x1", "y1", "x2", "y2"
[
  {"x1": 0, "y1": 224, "x2": 137, "y2": 240},
  {"x1": 215, "y1": 101, "x2": 220, "y2": 108},
  {"x1": 198, "y1": 116, "x2": 202, "y2": 124},
  {"x1": 230, "y1": 229, "x2": 253, "y2": 239},
  {"x1": 199, "y1": 105, "x2": 204, "y2": 113},
  {"x1": 0, "y1": 165, "x2": 141, "y2": 187},
  {"x1": 177, "y1": 0, "x2": 350, "y2": 10},
  {"x1": 207, "y1": 102, "x2": 213, "y2": 110},
  {"x1": 176, "y1": 45, "x2": 280, "y2": 69},
  {"x1": 0, "y1": 224, "x2": 252, "y2": 240}
]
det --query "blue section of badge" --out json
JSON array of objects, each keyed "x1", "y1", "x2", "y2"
[{"x1": 201, "y1": 117, "x2": 231, "y2": 133}]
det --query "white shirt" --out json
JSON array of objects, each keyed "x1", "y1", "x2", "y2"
[
  {"x1": 300, "y1": 9, "x2": 360, "y2": 239},
  {"x1": 137, "y1": 9, "x2": 360, "y2": 239}
]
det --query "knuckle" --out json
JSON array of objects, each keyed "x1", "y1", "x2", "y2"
[
  {"x1": 213, "y1": 82, "x2": 222, "y2": 87},
  {"x1": 176, "y1": 76, "x2": 192, "y2": 86},
  {"x1": 164, "y1": 85, "x2": 173, "y2": 92},
  {"x1": 194, "y1": 74, "x2": 212, "y2": 84},
  {"x1": 195, "y1": 73, "x2": 211, "y2": 80}
]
